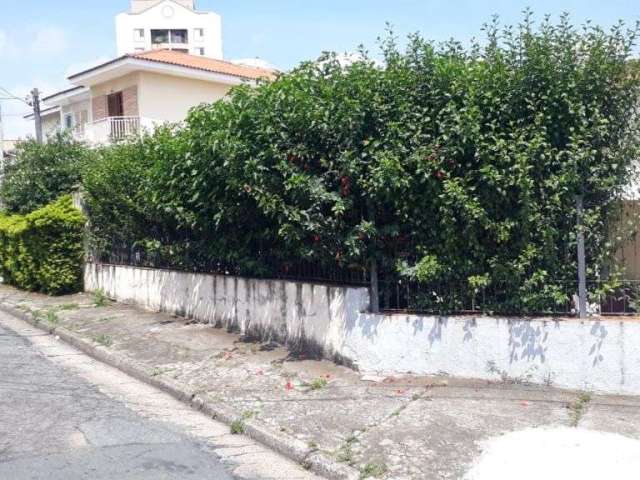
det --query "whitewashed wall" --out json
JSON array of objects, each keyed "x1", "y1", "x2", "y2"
[
  {"x1": 85, "y1": 263, "x2": 640, "y2": 395},
  {"x1": 84, "y1": 263, "x2": 369, "y2": 361}
]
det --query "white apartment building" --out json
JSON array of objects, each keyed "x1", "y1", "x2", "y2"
[{"x1": 116, "y1": 0, "x2": 223, "y2": 59}]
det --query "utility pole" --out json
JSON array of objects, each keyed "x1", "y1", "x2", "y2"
[
  {"x1": 576, "y1": 195, "x2": 587, "y2": 319},
  {"x1": 30, "y1": 88, "x2": 43, "y2": 144}
]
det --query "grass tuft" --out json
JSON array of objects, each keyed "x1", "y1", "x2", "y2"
[
  {"x1": 360, "y1": 462, "x2": 388, "y2": 479},
  {"x1": 568, "y1": 392, "x2": 592, "y2": 427},
  {"x1": 230, "y1": 419, "x2": 245, "y2": 435},
  {"x1": 93, "y1": 289, "x2": 109, "y2": 307},
  {"x1": 93, "y1": 333, "x2": 113, "y2": 347}
]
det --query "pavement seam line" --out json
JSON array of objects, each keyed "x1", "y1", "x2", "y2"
[
  {"x1": 331, "y1": 386, "x2": 431, "y2": 475},
  {"x1": 0, "y1": 300, "x2": 359, "y2": 480}
]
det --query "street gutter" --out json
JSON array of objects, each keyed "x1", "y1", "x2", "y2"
[{"x1": 0, "y1": 300, "x2": 359, "y2": 480}]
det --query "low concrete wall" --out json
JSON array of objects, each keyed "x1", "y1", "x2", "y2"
[
  {"x1": 84, "y1": 263, "x2": 370, "y2": 362},
  {"x1": 85, "y1": 263, "x2": 640, "y2": 396},
  {"x1": 343, "y1": 314, "x2": 640, "y2": 395}
]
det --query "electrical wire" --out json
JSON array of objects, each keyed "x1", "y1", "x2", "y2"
[{"x1": 0, "y1": 87, "x2": 28, "y2": 104}]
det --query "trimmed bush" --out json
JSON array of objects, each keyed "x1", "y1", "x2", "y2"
[
  {"x1": 0, "y1": 133, "x2": 93, "y2": 215},
  {"x1": 0, "y1": 196, "x2": 85, "y2": 295}
]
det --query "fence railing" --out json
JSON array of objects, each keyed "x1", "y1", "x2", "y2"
[
  {"x1": 378, "y1": 278, "x2": 640, "y2": 316},
  {"x1": 92, "y1": 242, "x2": 640, "y2": 316},
  {"x1": 94, "y1": 243, "x2": 370, "y2": 286}
]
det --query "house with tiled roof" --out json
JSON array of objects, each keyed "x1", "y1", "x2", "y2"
[
  {"x1": 40, "y1": 49, "x2": 275, "y2": 145},
  {"x1": 38, "y1": 0, "x2": 276, "y2": 145}
]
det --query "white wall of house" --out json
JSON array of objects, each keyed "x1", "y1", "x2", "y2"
[
  {"x1": 116, "y1": 0, "x2": 223, "y2": 59},
  {"x1": 60, "y1": 100, "x2": 91, "y2": 132},
  {"x1": 41, "y1": 111, "x2": 61, "y2": 137},
  {"x1": 137, "y1": 71, "x2": 230, "y2": 122},
  {"x1": 85, "y1": 263, "x2": 640, "y2": 396}
]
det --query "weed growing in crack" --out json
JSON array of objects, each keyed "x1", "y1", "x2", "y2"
[
  {"x1": 31, "y1": 309, "x2": 43, "y2": 323},
  {"x1": 308, "y1": 377, "x2": 328, "y2": 391},
  {"x1": 230, "y1": 419, "x2": 245, "y2": 434},
  {"x1": 486, "y1": 361, "x2": 535, "y2": 385},
  {"x1": 242, "y1": 410, "x2": 257, "y2": 420},
  {"x1": 93, "y1": 334, "x2": 113, "y2": 347},
  {"x1": 93, "y1": 289, "x2": 109, "y2": 307},
  {"x1": 46, "y1": 310, "x2": 59, "y2": 325},
  {"x1": 150, "y1": 367, "x2": 173, "y2": 377},
  {"x1": 336, "y1": 435, "x2": 359, "y2": 465},
  {"x1": 568, "y1": 392, "x2": 592, "y2": 427},
  {"x1": 360, "y1": 462, "x2": 388, "y2": 479}
]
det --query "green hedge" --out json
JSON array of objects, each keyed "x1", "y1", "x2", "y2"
[
  {"x1": 0, "y1": 196, "x2": 85, "y2": 295},
  {"x1": 82, "y1": 14, "x2": 640, "y2": 313}
]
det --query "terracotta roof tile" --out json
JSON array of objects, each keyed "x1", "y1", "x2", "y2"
[{"x1": 131, "y1": 49, "x2": 277, "y2": 81}]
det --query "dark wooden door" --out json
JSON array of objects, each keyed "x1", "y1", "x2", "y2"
[{"x1": 107, "y1": 92, "x2": 124, "y2": 117}]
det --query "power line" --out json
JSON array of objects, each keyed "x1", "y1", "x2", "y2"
[{"x1": 0, "y1": 87, "x2": 27, "y2": 104}]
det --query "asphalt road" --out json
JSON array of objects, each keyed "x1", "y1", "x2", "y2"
[{"x1": 0, "y1": 322, "x2": 235, "y2": 480}]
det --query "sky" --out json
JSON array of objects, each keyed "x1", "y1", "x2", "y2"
[{"x1": 1, "y1": 0, "x2": 639, "y2": 139}]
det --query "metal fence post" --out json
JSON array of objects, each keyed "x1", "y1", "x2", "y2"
[
  {"x1": 576, "y1": 195, "x2": 587, "y2": 319},
  {"x1": 369, "y1": 257, "x2": 380, "y2": 313},
  {"x1": 366, "y1": 200, "x2": 380, "y2": 313}
]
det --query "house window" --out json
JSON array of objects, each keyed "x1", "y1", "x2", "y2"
[
  {"x1": 194, "y1": 28, "x2": 204, "y2": 41},
  {"x1": 134, "y1": 28, "x2": 145, "y2": 41},
  {"x1": 170, "y1": 29, "x2": 188, "y2": 44},
  {"x1": 195, "y1": 47, "x2": 205, "y2": 56},
  {"x1": 64, "y1": 113, "x2": 74, "y2": 129},
  {"x1": 151, "y1": 29, "x2": 169, "y2": 44}
]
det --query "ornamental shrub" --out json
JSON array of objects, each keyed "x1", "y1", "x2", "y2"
[
  {"x1": 0, "y1": 132, "x2": 93, "y2": 215},
  {"x1": 81, "y1": 12, "x2": 640, "y2": 313},
  {"x1": 0, "y1": 196, "x2": 85, "y2": 295}
]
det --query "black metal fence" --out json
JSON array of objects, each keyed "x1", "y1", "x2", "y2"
[
  {"x1": 378, "y1": 278, "x2": 640, "y2": 316},
  {"x1": 94, "y1": 243, "x2": 640, "y2": 316},
  {"x1": 95, "y1": 243, "x2": 370, "y2": 286}
]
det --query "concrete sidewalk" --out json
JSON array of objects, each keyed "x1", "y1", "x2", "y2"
[{"x1": 2, "y1": 284, "x2": 640, "y2": 480}]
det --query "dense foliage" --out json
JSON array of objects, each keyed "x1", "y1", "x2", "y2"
[
  {"x1": 0, "y1": 133, "x2": 91, "y2": 214},
  {"x1": 0, "y1": 196, "x2": 85, "y2": 295},
  {"x1": 82, "y1": 13, "x2": 640, "y2": 313}
]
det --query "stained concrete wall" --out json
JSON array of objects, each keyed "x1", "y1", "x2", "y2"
[
  {"x1": 84, "y1": 263, "x2": 369, "y2": 361},
  {"x1": 343, "y1": 314, "x2": 640, "y2": 396},
  {"x1": 85, "y1": 262, "x2": 640, "y2": 396}
]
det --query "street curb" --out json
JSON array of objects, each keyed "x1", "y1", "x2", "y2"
[{"x1": 0, "y1": 301, "x2": 359, "y2": 480}]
